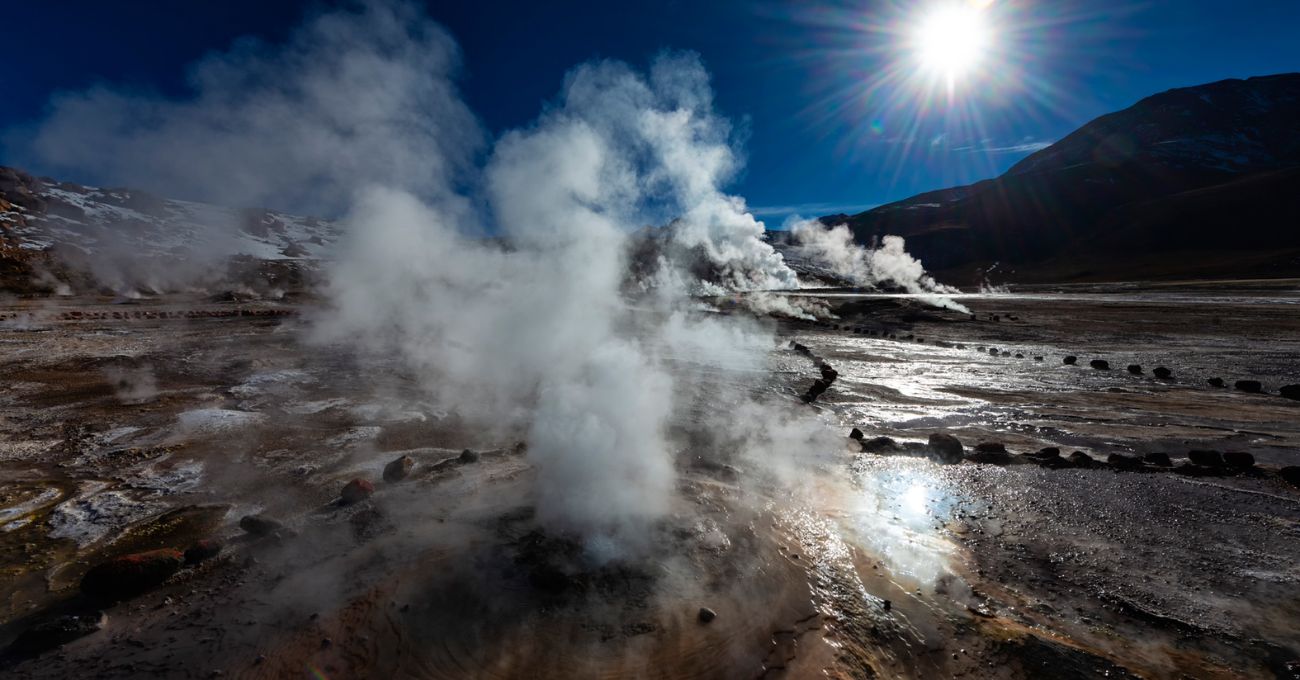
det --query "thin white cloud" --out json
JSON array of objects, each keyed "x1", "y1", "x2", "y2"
[{"x1": 749, "y1": 201, "x2": 879, "y2": 218}]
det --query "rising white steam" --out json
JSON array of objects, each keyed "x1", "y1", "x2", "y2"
[
  {"x1": 11, "y1": 0, "x2": 853, "y2": 552},
  {"x1": 300, "y1": 7, "x2": 805, "y2": 550},
  {"x1": 790, "y1": 219, "x2": 970, "y2": 313},
  {"x1": 10, "y1": 0, "x2": 480, "y2": 216}
]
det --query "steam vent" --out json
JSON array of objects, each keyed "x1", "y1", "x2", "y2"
[{"x1": 2, "y1": 2, "x2": 1299, "y2": 678}]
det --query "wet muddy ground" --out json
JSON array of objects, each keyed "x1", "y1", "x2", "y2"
[{"x1": 0, "y1": 283, "x2": 1298, "y2": 678}]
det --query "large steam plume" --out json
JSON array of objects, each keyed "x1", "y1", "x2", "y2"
[
  {"x1": 790, "y1": 219, "x2": 971, "y2": 312},
  {"x1": 7, "y1": 0, "x2": 960, "y2": 556}
]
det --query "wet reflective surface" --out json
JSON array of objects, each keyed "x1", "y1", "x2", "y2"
[{"x1": 0, "y1": 284, "x2": 1298, "y2": 678}]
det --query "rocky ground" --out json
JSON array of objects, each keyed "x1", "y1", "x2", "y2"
[{"x1": 0, "y1": 283, "x2": 1298, "y2": 679}]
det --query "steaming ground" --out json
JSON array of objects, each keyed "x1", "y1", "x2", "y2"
[{"x1": 1, "y1": 283, "x2": 1298, "y2": 678}]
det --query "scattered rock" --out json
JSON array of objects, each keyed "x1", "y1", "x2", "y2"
[
  {"x1": 1107, "y1": 453, "x2": 1144, "y2": 471},
  {"x1": 1207, "y1": 377, "x2": 1225, "y2": 388},
  {"x1": 1026, "y1": 447, "x2": 1069, "y2": 468},
  {"x1": 1090, "y1": 359, "x2": 1110, "y2": 370},
  {"x1": 239, "y1": 514, "x2": 286, "y2": 537},
  {"x1": 1063, "y1": 356, "x2": 1078, "y2": 365},
  {"x1": 862, "y1": 436, "x2": 900, "y2": 454},
  {"x1": 1235, "y1": 380, "x2": 1264, "y2": 393},
  {"x1": 458, "y1": 448, "x2": 481, "y2": 464},
  {"x1": 927, "y1": 433, "x2": 964, "y2": 464},
  {"x1": 81, "y1": 549, "x2": 184, "y2": 601},
  {"x1": 849, "y1": 427, "x2": 864, "y2": 440},
  {"x1": 340, "y1": 478, "x2": 375, "y2": 505},
  {"x1": 1143, "y1": 452, "x2": 1172, "y2": 467},
  {"x1": 802, "y1": 378, "x2": 832, "y2": 403},
  {"x1": 698, "y1": 607, "x2": 717, "y2": 623},
  {"x1": 1127, "y1": 364, "x2": 1143, "y2": 375},
  {"x1": 1280, "y1": 467, "x2": 1300, "y2": 489},
  {"x1": 9, "y1": 611, "x2": 107, "y2": 655},
  {"x1": 1188, "y1": 449, "x2": 1225, "y2": 467},
  {"x1": 1067, "y1": 451, "x2": 1098, "y2": 468},
  {"x1": 183, "y1": 539, "x2": 223, "y2": 565},
  {"x1": 1223, "y1": 451, "x2": 1255, "y2": 469},
  {"x1": 383, "y1": 455, "x2": 416, "y2": 482},
  {"x1": 1280, "y1": 385, "x2": 1300, "y2": 401},
  {"x1": 1153, "y1": 366, "x2": 1172, "y2": 379}
]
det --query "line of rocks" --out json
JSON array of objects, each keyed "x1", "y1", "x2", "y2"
[
  {"x1": 789, "y1": 340, "x2": 839, "y2": 403},
  {"x1": 848, "y1": 429, "x2": 1300, "y2": 489},
  {"x1": 0, "y1": 308, "x2": 298, "y2": 323},
  {"x1": 789, "y1": 318, "x2": 1300, "y2": 402}
]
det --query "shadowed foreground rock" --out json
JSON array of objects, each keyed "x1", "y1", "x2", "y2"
[
  {"x1": 1235, "y1": 380, "x2": 1264, "y2": 393},
  {"x1": 383, "y1": 455, "x2": 416, "y2": 482},
  {"x1": 8, "y1": 611, "x2": 107, "y2": 655},
  {"x1": 81, "y1": 549, "x2": 184, "y2": 601},
  {"x1": 341, "y1": 478, "x2": 375, "y2": 505},
  {"x1": 183, "y1": 539, "x2": 222, "y2": 565},
  {"x1": 928, "y1": 433, "x2": 964, "y2": 464}
]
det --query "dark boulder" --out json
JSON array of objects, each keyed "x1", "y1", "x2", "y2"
[
  {"x1": 927, "y1": 433, "x2": 964, "y2": 464},
  {"x1": 1034, "y1": 356, "x2": 1044, "y2": 361},
  {"x1": 1067, "y1": 451, "x2": 1098, "y2": 468},
  {"x1": 1280, "y1": 466, "x2": 1300, "y2": 489},
  {"x1": 1027, "y1": 447, "x2": 1068, "y2": 468},
  {"x1": 802, "y1": 378, "x2": 832, "y2": 403},
  {"x1": 81, "y1": 549, "x2": 184, "y2": 601},
  {"x1": 458, "y1": 448, "x2": 481, "y2": 463},
  {"x1": 1152, "y1": 366, "x2": 1173, "y2": 379},
  {"x1": 1063, "y1": 356, "x2": 1078, "y2": 365},
  {"x1": 1235, "y1": 380, "x2": 1264, "y2": 393},
  {"x1": 1014, "y1": 353, "x2": 1024, "y2": 359},
  {"x1": 383, "y1": 454, "x2": 416, "y2": 482},
  {"x1": 819, "y1": 365, "x2": 839, "y2": 383},
  {"x1": 1223, "y1": 451, "x2": 1255, "y2": 469},
  {"x1": 1090, "y1": 360, "x2": 1110, "y2": 370},
  {"x1": 183, "y1": 539, "x2": 222, "y2": 565},
  {"x1": 698, "y1": 607, "x2": 717, "y2": 623},
  {"x1": 1143, "y1": 452, "x2": 1172, "y2": 467},
  {"x1": 1207, "y1": 377, "x2": 1225, "y2": 388},
  {"x1": 1188, "y1": 449, "x2": 1225, "y2": 467},
  {"x1": 341, "y1": 478, "x2": 375, "y2": 505},
  {"x1": 849, "y1": 427, "x2": 864, "y2": 440},
  {"x1": 9, "y1": 611, "x2": 107, "y2": 655},
  {"x1": 1127, "y1": 364, "x2": 1143, "y2": 375},
  {"x1": 975, "y1": 442, "x2": 1007, "y2": 454},
  {"x1": 967, "y1": 449, "x2": 1012, "y2": 465},
  {"x1": 1280, "y1": 385, "x2": 1300, "y2": 401},
  {"x1": 862, "y1": 436, "x2": 900, "y2": 454},
  {"x1": 239, "y1": 514, "x2": 287, "y2": 537},
  {"x1": 1107, "y1": 453, "x2": 1144, "y2": 471}
]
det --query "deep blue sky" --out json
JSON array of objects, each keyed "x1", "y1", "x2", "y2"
[{"x1": 3, "y1": 0, "x2": 1298, "y2": 222}]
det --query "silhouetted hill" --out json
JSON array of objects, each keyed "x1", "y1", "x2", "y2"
[{"x1": 826, "y1": 73, "x2": 1300, "y2": 283}]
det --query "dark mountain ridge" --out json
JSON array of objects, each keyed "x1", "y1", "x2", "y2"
[{"x1": 824, "y1": 73, "x2": 1300, "y2": 283}]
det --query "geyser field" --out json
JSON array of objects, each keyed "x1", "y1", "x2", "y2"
[
  {"x1": 1, "y1": 2, "x2": 1299, "y2": 679},
  {"x1": 1, "y1": 282, "x2": 1298, "y2": 679}
]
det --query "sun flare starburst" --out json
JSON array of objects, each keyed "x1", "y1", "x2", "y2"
[{"x1": 912, "y1": 3, "x2": 993, "y2": 84}]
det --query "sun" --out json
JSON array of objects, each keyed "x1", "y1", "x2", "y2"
[{"x1": 912, "y1": 3, "x2": 993, "y2": 83}]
